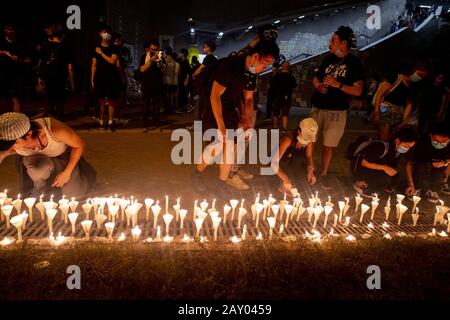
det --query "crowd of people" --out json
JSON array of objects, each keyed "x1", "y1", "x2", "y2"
[{"x1": 0, "y1": 20, "x2": 449, "y2": 205}]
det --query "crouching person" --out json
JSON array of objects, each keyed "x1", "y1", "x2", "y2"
[
  {"x1": 0, "y1": 112, "x2": 97, "y2": 198},
  {"x1": 405, "y1": 122, "x2": 450, "y2": 203},
  {"x1": 350, "y1": 127, "x2": 417, "y2": 198},
  {"x1": 274, "y1": 118, "x2": 318, "y2": 197}
]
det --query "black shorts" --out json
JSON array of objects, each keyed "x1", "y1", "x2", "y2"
[
  {"x1": 272, "y1": 97, "x2": 291, "y2": 117},
  {"x1": 94, "y1": 79, "x2": 119, "y2": 100}
]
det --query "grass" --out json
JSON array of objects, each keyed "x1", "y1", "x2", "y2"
[{"x1": 0, "y1": 238, "x2": 449, "y2": 300}]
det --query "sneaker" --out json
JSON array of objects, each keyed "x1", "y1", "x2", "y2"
[
  {"x1": 236, "y1": 168, "x2": 254, "y2": 180},
  {"x1": 424, "y1": 189, "x2": 440, "y2": 204},
  {"x1": 174, "y1": 109, "x2": 185, "y2": 114},
  {"x1": 192, "y1": 170, "x2": 208, "y2": 194},
  {"x1": 439, "y1": 182, "x2": 450, "y2": 195},
  {"x1": 185, "y1": 104, "x2": 195, "y2": 113},
  {"x1": 318, "y1": 175, "x2": 332, "y2": 190},
  {"x1": 226, "y1": 175, "x2": 250, "y2": 190}
]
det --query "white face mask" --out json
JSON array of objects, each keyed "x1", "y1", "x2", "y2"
[
  {"x1": 410, "y1": 72, "x2": 423, "y2": 82},
  {"x1": 101, "y1": 33, "x2": 111, "y2": 41},
  {"x1": 334, "y1": 43, "x2": 345, "y2": 58}
]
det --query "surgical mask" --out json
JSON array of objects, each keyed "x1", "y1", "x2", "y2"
[
  {"x1": 101, "y1": 33, "x2": 111, "y2": 40},
  {"x1": 431, "y1": 140, "x2": 448, "y2": 149},
  {"x1": 249, "y1": 63, "x2": 256, "y2": 74},
  {"x1": 396, "y1": 145, "x2": 410, "y2": 154},
  {"x1": 409, "y1": 72, "x2": 422, "y2": 82},
  {"x1": 335, "y1": 43, "x2": 345, "y2": 58}
]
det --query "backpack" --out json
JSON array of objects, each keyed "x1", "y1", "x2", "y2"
[{"x1": 345, "y1": 136, "x2": 389, "y2": 160}]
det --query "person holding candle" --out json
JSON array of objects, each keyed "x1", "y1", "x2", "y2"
[
  {"x1": 350, "y1": 127, "x2": 417, "y2": 198},
  {"x1": 273, "y1": 118, "x2": 318, "y2": 197},
  {"x1": 405, "y1": 122, "x2": 450, "y2": 203},
  {"x1": 0, "y1": 112, "x2": 97, "y2": 198}
]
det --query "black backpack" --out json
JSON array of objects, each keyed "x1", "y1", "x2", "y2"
[{"x1": 345, "y1": 136, "x2": 389, "y2": 160}]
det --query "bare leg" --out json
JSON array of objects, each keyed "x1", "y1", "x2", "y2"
[
  {"x1": 99, "y1": 99, "x2": 106, "y2": 124},
  {"x1": 321, "y1": 146, "x2": 334, "y2": 176},
  {"x1": 273, "y1": 116, "x2": 279, "y2": 129},
  {"x1": 107, "y1": 100, "x2": 116, "y2": 122},
  {"x1": 282, "y1": 115, "x2": 288, "y2": 131}
]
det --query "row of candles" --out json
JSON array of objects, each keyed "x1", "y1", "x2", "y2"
[{"x1": 0, "y1": 190, "x2": 449, "y2": 247}]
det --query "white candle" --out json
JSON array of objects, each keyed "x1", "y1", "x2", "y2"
[
  {"x1": 338, "y1": 201, "x2": 345, "y2": 223},
  {"x1": 397, "y1": 204, "x2": 408, "y2": 225},
  {"x1": 279, "y1": 223, "x2": 284, "y2": 236},
  {"x1": 1, "y1": 205, "x2": 13, "y2": 228},
  {"x1": 312, "y1": 207, "x2": 322, "y2": 228},
  {"x1": 69, "y1": 199, "x2": 79, "y2": 213},
  {"x1": 212, "y1": 216, "x2": 222, "y2": 241},
  {"x1": 242, "y1": 224, "x2": 248, "y2": 240},
  {"x1": 131, "y1": 226, "x2": 142, "y2": 241},
  {"x1": 81, "y1": 220, "x2": 92, "y2": 240},
  {"x1": 68, "y1": 212, "x2": 78, "y2": 235},
  {"x1": 12, "y1": 196, "x2": 22, "y2": 214},
  {"x1": 10, "y1": 215, "x2": 24, "y2": 242},
  {"x1": 360, "y1": 204, "x2": 370, "y2": 223},
  {"x1": 95, "y1": 214, "x2": 107, "y2": 229},
  {"x1": 59, "y1": 204, "x2": 69, "y2": 224},
  {"x1": 163, "y1": 213, "x2": 174, "y2": 236},
  {"x1": 370, "y1": 200, "x2": 379, "y2": 220},
  {"x1": 179, "y1": 209, "x2": 187, "y2": 229},
  {"x1": 267, "y1": 217, "x2": 276, "y2": 239},
  {"x1": 355, "y1": 194, "x2": 363, "y2": 213},
  {"x1": 323, "y1": 206, "x2": 332, "y2": 228},
  {"x1": 165, "y1": 195, "x2": 169, "y2": 214},
  {"x1": 151, "y1": 201, "x2": 161, "y2": 229},
  {"x1": 412, "y1": 195, "x2": 421, "y2": 214},
  {"x1": 271, "y1": 204, "x2": 280, "y2": 221},
  {"x1": 284, "y1": 204, "x2": 294, "y2": 228},
  {"x1": 200, "y1": 199, "x2": 208, "y2": 213},
  {"x1": 333, "y1": 214, "x2": 338, "y2": 228},
  {"x1": 223, "y1": 204, "x2": 231, "y2": 224},
  {"x1": 296, "y1": 206, "x2": 306, "y2": 222},
  {"x1": 109, "y1": 205, "x2": 119, "y2": 224},
  {"x1": 156, "y1": 225, "x2": 161, "y2": 241},
  {"x1": 306, "y1": 207, "x2": 314, "y2": 223},
  {"x1": 255, "y1": 203, "x2": 264, "y2": 229},
  {"x1": 105, "y1": 222, "x2": 115, "y2": 240},
  {"x1": 230, "y1": 199, "x2": 239, "y2": 222},
  {"x1": 46, "y1": 209, "x2": 57, "y2": 235},
  {"x1": 194, "y1": 218, "x2": 204, "y2": 238},
  {"x1": 447, "y1": 213, "x2": 450, "y2": 234},
  {"x1": 237, "y1": 208, "x2": 247, "y2": 230},
  {"x1": 24, "y1": 197, "x2": 36, "y2": 223}
]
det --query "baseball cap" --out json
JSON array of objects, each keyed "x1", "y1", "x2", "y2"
[
  {"x1": 0, "y1": 112, "x2": 31, "y2": 150},
  {"x1": 335, "y1": 26, "x2": 357, "y2": 49},
  {"x1": 298, "y1": 118, "x2": 318, "y2": 145}
]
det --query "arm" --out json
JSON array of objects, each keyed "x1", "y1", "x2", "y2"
[
  {"x1": 241, "y1": 89, "x2": 254, "y2": 130},
  {"x1": 192, "y1": 64, "x2": 205, "y2": 78},
  {"x1": 372, "y1": 81, "x2": 392, "y2": 120},
  {"x1": 210, "y1": 81, "x2": 227, "y2": 137},
  {"x1": 96, "y1": 48, "x2": 118, "y2": 65},
  {"x1": 0, "y1": 148, "x2": 17, "y2": 164},
  {"x1": 405, "y1": 160, "x2": 415, "y2": 195},
  {"x1": 274, "y1": 136, "x2": 292, "y2": 184},
  {"x1": 312, "y1": 76, "x2": 328, "y2": 94},
  {"x1": 305, "y1": 143, "x2": 316, "y2": 185},
  {"x1": 67, "y1": 63, "x2": 75, "y2": 90},
  {"x1": 361, "y1": 158, "x2": 395, "y2": 172},
  {"x1": 323, "y1": 76, "x2": 363, "y2": 97},
  {"x1": 91, "y1": 58, "x2": 97, "y2": 88},
  {"x1": 50, "y1": 118, "x2": 86, "y2": 187},
  {"x1": 402, "y1": 99, "x2": 413, "y2": 125}
]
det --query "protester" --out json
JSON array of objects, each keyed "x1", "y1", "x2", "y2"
[{"x1": 272, "y1": 61, "x2": 297, "y2": 133}]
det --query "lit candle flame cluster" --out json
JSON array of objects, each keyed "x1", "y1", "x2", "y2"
[{"x1": 0, "y1": 191, "x2": 448, "y2": 247}]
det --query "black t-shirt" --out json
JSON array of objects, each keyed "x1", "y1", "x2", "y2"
[
  {"x1": 93, "y1": 44, "x2": 120, "y2": 82},
  {"x1": 202, "y1": 54, "x2": 217, "y2": 67},
  {"x1": 179, "y1": 59, "x2": 190, "y2": 84},
  {"x1": 204, "y1": 56, "x2": 256, "y2": 125},
  {"x1": 407, "y1": 135, "x2": 450, "y2": 163},
  {"x1": 0, "y1": 38, "x2": 21, "y2": 76},
  {"x1": 310, "y1": 53, "x2": 363, "y2": 110},
  {"x1": 138, "y1": 54, "x2": 163, "y2": 93},
  {"x1": 38, "y1": 41, "x2": 73, "y2": 82},
  {"x1": 273, "y1": 72, "x2": 297, "y2": 99},
  {"x1": 383, "y1": 74, "x2": 412, "y2": 107},
  {"x1": 358, "y1": 141, "x2": 402, "y2": 168}
]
